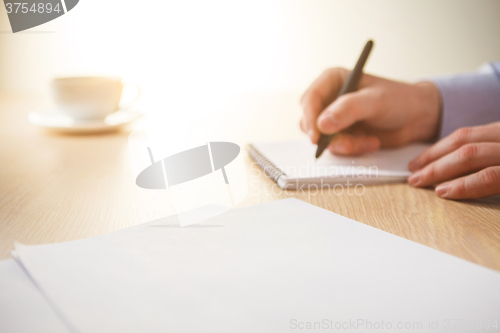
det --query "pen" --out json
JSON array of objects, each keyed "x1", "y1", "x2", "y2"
[{"x1": 315, "y1": 40, "x2": 374, "y2": 159}]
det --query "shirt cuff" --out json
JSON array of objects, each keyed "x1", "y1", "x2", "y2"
[{"x1": 431, "y1": 62, "x2": 500, "y2": 138}]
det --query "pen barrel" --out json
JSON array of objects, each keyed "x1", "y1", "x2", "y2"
[
  {"x1": 337, "y1": 40, "x2": 373, "y2": 97},
  {"x1": 315, "y1": 40, "x2": 374, "y2": 159}
]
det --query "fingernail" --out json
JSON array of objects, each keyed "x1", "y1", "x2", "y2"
[
  {"x1": 307, "y1": 129, "x2": 315, "y2": 139},
  {"x1": 436, "y1": 183, "x2": 449, "y2": 197},
  {"x1": 308, "y1": 129, "x2": 319, "y2": 144},
  {"x1": 408, "y1": 171, "x2": 421, "y2": 186}
]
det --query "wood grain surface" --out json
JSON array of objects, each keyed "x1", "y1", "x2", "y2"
[{"x1": 1, "y1": 92, "x2": 499, "y2": 271}]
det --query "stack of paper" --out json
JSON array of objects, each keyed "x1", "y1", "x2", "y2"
[
  {"x1": 0, "y1": 259, "x2": 68, "y2": 332},
  {"x1": 2, "y1": 198, "x2": 500, "y2": 332}
]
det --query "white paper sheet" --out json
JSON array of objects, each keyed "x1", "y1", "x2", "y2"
[
  {"x1": 0, "y1": 259, "x2": 68, "y2": 333},
  {"x1": 14, "y1": 199, "x2": 500, "y2": 333}
]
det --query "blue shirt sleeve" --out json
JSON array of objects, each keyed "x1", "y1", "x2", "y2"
[{"x1": 431, "y1": 62, "x2": 500, "y2": 138}]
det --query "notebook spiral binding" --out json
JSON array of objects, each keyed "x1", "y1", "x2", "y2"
[{"x1": 247, "y1": 145, "x2": 286, "y2": 183}]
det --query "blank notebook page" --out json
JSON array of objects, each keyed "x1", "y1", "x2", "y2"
[{"x1": 251, "y1": 140, "x2": 429, "y2": 180}]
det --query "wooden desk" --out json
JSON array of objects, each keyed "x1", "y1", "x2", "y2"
[{"x1": 1, "y1": 92, "x2": 499, "y2": 271}]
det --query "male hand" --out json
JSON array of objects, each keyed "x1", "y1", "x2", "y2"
[
  {"x1": 300, "y1": 67, "x2": 441, "y2": 155},
  {"x1": 408, "y1": 122, "x2": 500, "y2": 199}
]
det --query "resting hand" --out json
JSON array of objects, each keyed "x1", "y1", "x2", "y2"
[
  {"x1": 300, "y1": 67, "x2": 441, "y2": 155},
  {"x1": 408, "y1": 122, "x2": 500, "y2": 200}
]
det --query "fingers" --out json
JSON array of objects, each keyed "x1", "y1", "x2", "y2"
[
  {"x1": 408, "y1": 143, "x2": 500, "y2": 187},
  {"x1": 409, "y1": 122, "x2": 500, "y2": 171},
  {"x1": 435, "y1": 166, "x2": 500, "y2": 199},
  {"x1": 327, "y1": 134, "x2": 381, "y2": 155},
  {"x1": 317, "y1": 89, "x2": 379, "y2": 135},
  {"x1": 300, "y1": 68, "x2": 348, "y2": 144}
]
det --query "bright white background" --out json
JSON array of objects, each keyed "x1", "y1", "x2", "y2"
[
  {"x1": 1, "y1": 0, "x2": 500, "y2": 93},
  {"x1": 1, "y1": 0, "x2": 499, "y2": 143}
]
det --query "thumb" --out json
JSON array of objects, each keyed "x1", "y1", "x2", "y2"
[{"x1": 317, "y1": 90, "x2": 377, "y2": 134}]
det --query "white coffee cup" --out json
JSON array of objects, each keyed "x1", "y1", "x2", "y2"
[{"x1": 51, "y1": 77, "x2": 141, "y2": 120}]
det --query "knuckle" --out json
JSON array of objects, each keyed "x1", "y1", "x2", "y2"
[
  {"x1": 324, "y1": 67, "x2": 349, "y2": 81},
  {"x1": 452, "y1": 127, "x2": 473, "y2": 146},
  {"x1": 415, "y1": 152, "x2": 428, "y2": 166},
  {"x1": 454, "y1": 178, "x2": 467, "y2": 196},
  {"x1": 457, "y1": 143, "x2": 478, "y2": 162},
  {"x1": 424, "y1": 163, "x2": 437, "y2": 181},
  {"x1": 337, "y1": 95, "x2": 359, "y2": 115},
  {"x1": 322, "y1": 67, "x2": 335, "y2": 75},
  {"x1": 322, "y1": 67, "x2": 337, "y2": 78},
  {"x1": 327, "y1": 66, "x2": 347, "y2": 73},
  {"x1": 370, "y1": 87, "x2": 385, "y2": 102},
  {"x1": 480, "y1": 167, "x2": 500, "y2": 186},
  {"x1": 300, "y1": 90, "x2": 313, "y2": 108},
  {"x1": 414, "y1": 147, "x2": 433, "y2": 166},
  {"x1": 302, "y1": 91, "x2": 322, "y2": 115},
  {"x1": 365, "y1": 88, "x2": 384, "y2": 117},
  {"x1": 307, "y1": 89, "x2": 321, "y2": 105}
]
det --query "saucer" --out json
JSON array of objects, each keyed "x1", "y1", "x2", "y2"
[{"x1": 28, "y1": 109, "x2": 144, "y2": 134}]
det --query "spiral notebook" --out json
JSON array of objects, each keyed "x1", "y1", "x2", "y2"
[{"x1": 248, "y1": 140, "x2": 429, "y2": 189}]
